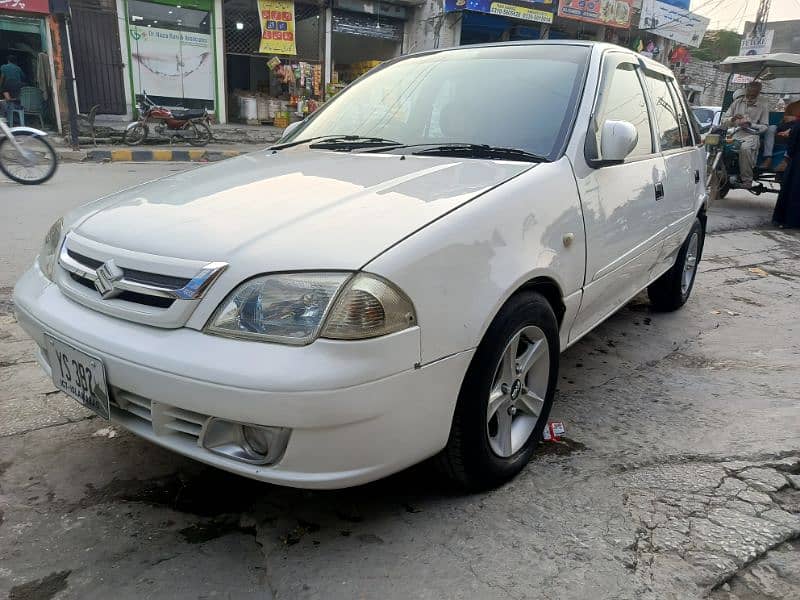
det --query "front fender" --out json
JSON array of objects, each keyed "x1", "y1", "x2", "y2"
[
  {"x1": 125, "y1": 121, "x2": 144, "y2": 131},
  {"x1": 9, "y1": 126, "x2": 48, "y2": 136}
]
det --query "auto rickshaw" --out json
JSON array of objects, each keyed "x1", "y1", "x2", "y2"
[{"x1": 705, "y1": 52, "x2": 800, "y2": 200}]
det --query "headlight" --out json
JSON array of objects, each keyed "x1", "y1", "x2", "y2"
[
  {"x1": 205, "y1": 272, "x2": 416, "y2": 345},
  {"x1": 37, "y1": 218, "x2": 63, "y2": 281}
]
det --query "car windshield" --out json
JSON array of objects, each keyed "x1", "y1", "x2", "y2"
[
  {"x1": 692, "y1": 108, "x2": 715, "y2": 123},
  {"x1": 281, "y1": 44, "x2": 591, "y2": 160}
]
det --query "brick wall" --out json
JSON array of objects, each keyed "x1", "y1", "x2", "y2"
[{"x1": 674, "y1": 58, "x2": 728, "y2": 107}]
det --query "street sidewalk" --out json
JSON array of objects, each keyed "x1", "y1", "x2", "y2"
[
  {"x1": 55, "y1": 120, "x2": 285, "y2": 163},
  {"x1": 57, "y1": 143, "x2": 264, "y2": 164}
]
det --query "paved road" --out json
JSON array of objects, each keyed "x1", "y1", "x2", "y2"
[
  {"x1": 0, "y1": 163, "x2": 196, "y2": 288},
  {"x1": 1, "y1": 165, "x2": 799, "y2": 600}
]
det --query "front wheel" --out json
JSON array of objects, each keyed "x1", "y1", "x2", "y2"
[
  {"x1": 124, "y1": 123, "x2": 148, "y2": 145},
  {"x1": 648, "y1": 218, "x2": 704, "y2": 312},
  {"x1": 0, "y1": 132, "x2": 58, "y2": 185},
  {"x1": 185, "y1": 121, "x2": 212, "y2": 147},
  {"x1": 439, "y1": 291, "x2": 559, "y2": 490}
]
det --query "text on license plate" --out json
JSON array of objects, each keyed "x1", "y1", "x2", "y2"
[{"x1": 45, "y1": 335, "x2": 110, "y2": 419}]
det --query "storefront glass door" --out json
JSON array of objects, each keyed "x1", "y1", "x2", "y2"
[{"x1": 127, "y1": 0, "x2": 216, "y2": 109}]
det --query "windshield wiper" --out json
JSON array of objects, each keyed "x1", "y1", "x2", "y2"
[
  {"x1": 307, "y1": 135, "x2": 403, "y2": 150},
  {"x1": 409, "y1": 144, "x2": 549, "y2": 163}
]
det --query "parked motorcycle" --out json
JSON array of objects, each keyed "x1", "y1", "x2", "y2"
[
  {"x1": 124, "y1": 93, "x2": 213, "y2": 147},
  {"x1": 0, "y1": 116, "x2": 58, "y2": 185}
]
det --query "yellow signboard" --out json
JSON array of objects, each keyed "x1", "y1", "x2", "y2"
[
  {"x1": 258, "y1": 0, "x2": 297, "y2": 55},
  {"x1": 488, "y1": 2, "x2": 554, "y2": 24}
]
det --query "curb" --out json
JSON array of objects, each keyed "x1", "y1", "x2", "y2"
[{"x1": 82, "y1": 149, "x2": 244, "y2": 163}]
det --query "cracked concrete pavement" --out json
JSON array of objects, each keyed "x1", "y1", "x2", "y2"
[{"x1": 1, "y1": 166, "x2": 799, "y2": 599}]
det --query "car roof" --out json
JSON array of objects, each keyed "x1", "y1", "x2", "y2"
[{"x1": 402, "y1": 40, "x2": 675, "y2": 76}]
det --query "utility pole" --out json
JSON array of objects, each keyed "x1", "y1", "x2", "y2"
[
  {"x1": 751, "y1": 0, "x2": 771, "y2": 37},
  {"x1": 51, "y1": 0, "x2": 80, "y2": 149}
]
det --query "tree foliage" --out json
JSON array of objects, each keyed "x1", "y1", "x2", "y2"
[{"x1": 693, "y1": 29, "x2": 742, "y2": 62}]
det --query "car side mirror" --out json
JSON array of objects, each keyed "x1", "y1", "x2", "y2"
[{"x1": 599, "y1": 120, "x2": 638, "y2": 164}]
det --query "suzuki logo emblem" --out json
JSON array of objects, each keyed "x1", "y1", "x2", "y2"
[{"x1": 94, "y1": 259, "x2": 124, "y2": 299}]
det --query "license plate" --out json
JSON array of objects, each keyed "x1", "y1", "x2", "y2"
[{"x1": 45, "y1": 335, "x2": 110, "y2": 419}]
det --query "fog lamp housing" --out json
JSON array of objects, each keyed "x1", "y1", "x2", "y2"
[{"x1": 201, "y1": 418, "x2": 290, "y2": 465}]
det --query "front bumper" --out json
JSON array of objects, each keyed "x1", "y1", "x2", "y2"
[{"x1": 13, "y1": 265, "x2": 473, "y2": 489}]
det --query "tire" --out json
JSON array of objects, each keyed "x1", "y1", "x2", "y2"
[
  {"x1": 184, "y1": 121, "x2": 211, "y2": 147},
  {"x1": 124, "y1": 123, "x2": 148, "y2": 146},
  {"x1": 187, "y1": 121, "x2": 212, "y2": 147},
  {"x1": 0, "y1": 132, "x2": 58, "y2": 185},
  {"x1": 438, "y1": 291, "x2": 560, "y2": 490},
  {"x1": 648, "y1": 218, "x2": 704, "y2": 312},
  {"x1": 709, "y1": 160, "x2": 729, "y2": 200}
]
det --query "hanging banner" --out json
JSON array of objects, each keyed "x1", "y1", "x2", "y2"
[
  {"x1": 258, "y1": 0, "x2": 297, "y2": 55},
  {"x1": 640, "y1": 0, "x2": 709, "y2": 48},
  {"x1": 557, "y1": 0, "x2": 634, "y2": 29}
]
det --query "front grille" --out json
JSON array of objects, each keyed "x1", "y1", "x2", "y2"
[
  {"x1": 67, "y1": 249, "x2": 192, "y2": 290},
  {"x1": 69, "y1": 273, "x2": 175, "y2": 308},
  {"x1": 111, "y1": 388, "x2": 209, "y2": 444}
]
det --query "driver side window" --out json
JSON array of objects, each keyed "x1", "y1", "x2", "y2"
[{"x1": 591, "y1": 60, "x2": 654, "y2": 160}]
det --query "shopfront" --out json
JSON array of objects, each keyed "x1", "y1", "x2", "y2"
[
  {"x1": 0, "y1": 0, "x2": 59, "y2": 127},
  {"x1": 330, "y1": 0, "x2": 405, "y2": 89},
  {"x1": 223, "y1": 0, "x2": 323, "y2": 125},
  {"x1": 444, "y1": 0, "x2": 554, "y2": 45},
  {"x1": 125, "y1": 0, "x2": 218, "y2": 111}
]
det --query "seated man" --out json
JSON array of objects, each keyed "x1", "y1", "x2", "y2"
[
  {"x1": 722, "y1": 82, "x2": 770, "y2": 188},
  {"x1": 760, "y1": 98, "x2": 800, "y2": 172}
]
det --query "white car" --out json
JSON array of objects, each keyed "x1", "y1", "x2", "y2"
[{"x1": 14, "y1": 42, "x2": 707, "y2": 490}]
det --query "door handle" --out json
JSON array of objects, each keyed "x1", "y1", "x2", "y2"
[
  {"x1": 654, "y1": 182, "x2": 665, "y2": 200},
  {"x1": 694, "y1": 169, "x2": 700, "y2": 183}
]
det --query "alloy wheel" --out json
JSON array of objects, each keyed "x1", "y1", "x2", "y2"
[
  {"x1": 681, "y1": 232, "x2": 699, "y2": 295},
  {"x1": 486, "y1": 325, "x2": 550, "y2": 458}
]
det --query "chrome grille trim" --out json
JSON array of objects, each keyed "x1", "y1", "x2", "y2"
[{"x1": 58, "y1": 243, "x2": 228, "y2": 301}]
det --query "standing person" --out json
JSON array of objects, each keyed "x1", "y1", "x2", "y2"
[
  {"x1": 0, "y1": 54, "x2": 25, "y2": 100},
  {"x1": 772, "y1": 120, "x2": 800, "y2": 228},
  {"x1": 722, "y1": 82, "x2": 770, "y2": 189}
]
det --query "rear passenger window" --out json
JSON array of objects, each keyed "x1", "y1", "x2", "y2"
[
  {"x1": 667, "y1": 79, "x2": 697, "y2": 146},
  {"x1": 595, "y1": 62, "x2": 653, "y2": 158},
  {"x1": 645, "y1": 74, "x2": 684, "y2": 151}
]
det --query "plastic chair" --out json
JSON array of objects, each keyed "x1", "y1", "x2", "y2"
[
  {"x1": 19, "y1": 86, "x2": 44, "y2": 128},
  {"x1": 6, "y1": 105, "x2": 25, "y2": 126}
]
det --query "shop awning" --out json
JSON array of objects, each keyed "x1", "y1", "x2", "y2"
[{"x1": 717, "y1": 53, "x2": 800, "y2": 80}]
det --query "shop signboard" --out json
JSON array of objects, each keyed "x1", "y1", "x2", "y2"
[
  {"x1": 258, "y1": 0, "x2": 297, "y2": 55},
  {"x1": 0, "y1": 0, "x2": 49, "y2": 13},
  {"x1": 129, "y1": 25, "x2": 214, "y2": 102},
  {"x1": 640, "y1": 0, "x2": 709, "y2": 48},
  {"x1": 739, "y1": 30, "x2": 774, "y2": 56},
  {"x1": 444, "y1": 0, "x2": 554, "y2": 24},
  {"x1": 556, "y1": 0, "x2": 634, "y2": 29}
]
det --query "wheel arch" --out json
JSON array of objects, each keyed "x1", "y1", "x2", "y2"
[{"x1": 514, "y1": 276, "x2": 567, "y2": 327}]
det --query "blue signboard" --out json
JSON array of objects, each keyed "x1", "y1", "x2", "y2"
[
  {"x1": 657, "y1": 0, "x2": 690, "y2": 9},
  {"x1": 445, "y1": 0, "x2": 555, "y2": 23}
]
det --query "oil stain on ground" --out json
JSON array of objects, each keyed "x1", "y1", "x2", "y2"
[{"x1": 8, "y1": 570, "x2": 71, "y2": 600}]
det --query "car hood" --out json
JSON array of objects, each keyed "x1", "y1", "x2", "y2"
[{"x1": 71, "y1": 149, "x2": 533, "y2": 271}]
